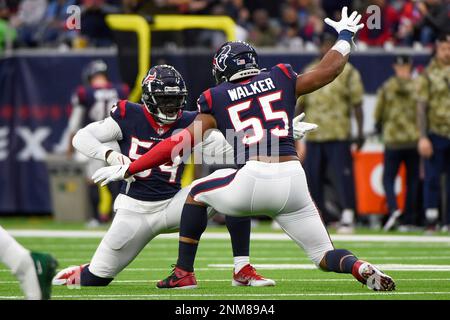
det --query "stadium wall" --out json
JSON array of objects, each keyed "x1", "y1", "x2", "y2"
[{"x1": 0, "y1": 49, "x2": 432, "y2": 215}]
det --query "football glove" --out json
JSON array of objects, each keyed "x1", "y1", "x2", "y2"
[
  {"x1": 92, "y1": 164, "x2": 133, "y2": 187},
  {"x1": 105, "y1": 150, "x2": 131, "y2": 166},
  {"x1": 293, "y1": 113, "x2": 318, "y2": 140},
  {"x1": 324, "y1": 6, "x2": 364, "y2": 47}
]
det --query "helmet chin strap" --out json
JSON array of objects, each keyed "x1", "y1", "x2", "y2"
[{"x1": 153, "y1": 108, "x2": 179, "y2": 124}]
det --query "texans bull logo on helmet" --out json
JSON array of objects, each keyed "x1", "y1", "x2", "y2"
[
  {"x1": 213, "y1": 44, "x2": 231, "y2": 72},
  {"x1": 143, "y1": 71, "x2": 157, "y2": 85}
]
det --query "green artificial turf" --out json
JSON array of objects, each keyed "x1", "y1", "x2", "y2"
[{"x1": 1, "y1": 222, "x2": 449, "y2": 300}]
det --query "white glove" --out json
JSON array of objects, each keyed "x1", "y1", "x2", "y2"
[
  {"x1": 92, "y1": 164, "x2": 133, "y2": 187},
  {"x1": 324, "y1": 6, "x2": 364, "y2": 46},
  {"x1": 293, "y1": 113, "x2": 318, "y2": 140},
  {"x1": 105, "y1": 150, "x2": 131, "y2": 166}
]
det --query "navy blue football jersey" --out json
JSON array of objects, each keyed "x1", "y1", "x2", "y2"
[
  {"x1": 110, "y1": 100, "x2": 197, "y2": 201},
  {"x1": 197, "y1": 64, "x2": 298, "y2": 166},
  {"x1": 73, "y1": 83, "x2": 129, "y2": 127}
]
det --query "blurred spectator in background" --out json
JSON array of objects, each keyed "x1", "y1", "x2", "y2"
[
  {"x1": 78, "y1": 0, "x2": 118, "y2": 47},
  {"x1": 243, "y1": 0, "x2": 281, "y2": 18},
  {"x1": 415, "y1": 33, "x2": 450, "y2": 232},
  {"x1": 67, "y1": 60, "x2": 129, "y2": 226},
  {"x1": 0, "y1": 0, "x2": 19, "y2": 19},
  {"x1": 298, "y1": 33, "x2": 364, "y2": 233},
  {"x1": 290, "y1": 0, "x2": 324, "y2": 42},
  {"x1": 247, "y1": 8, "x2": 279, "y2": 47},
  {"x1": 374, "y1": 54, "x2": 420, "y2": 231},
  {"x1": 9, "y1": 0, "x2": 47, "y2": 47},
  {"x1": 278, "y1": 0, "x2": 324, "y2": 48},
  {"x1": 395, "y1": 0, "x2": 422, "y2": 46},
  {"x1": 415, "y1": 0, "x2": 450, "y2": 46},
  {"x1": 321, "y1": 0, "x2": 352, "y2": 20},
  {"x1": 36, "y1": 0, "x2": 77, "y2": 47},
  {"x1": 0, "y1": 0, "x2": 17, "y2": 52},
  {"x1": 223, "y1": 0, "x2": 250, "y2": 41},
  {"x1": 359, "y1": 0, "x2": 399, "y2": 47},
  {"x1": 278, "y1": 4, "x2": 303, "y2": 48}
]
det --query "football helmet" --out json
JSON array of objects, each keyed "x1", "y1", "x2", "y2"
[
  {"x1": 141, "y1": 65, "x2": 188, "y2": 124},
  {"x1": 212, "y1": 41, "x2": 260, "y2": 85},
  {"x1": 82, "y1": 59, "x2": 108, "y2": 84}
]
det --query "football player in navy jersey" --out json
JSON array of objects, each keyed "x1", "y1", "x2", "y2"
[
  {"x1": 53, "y1": 64, "x2": 319, "y2": 287},
  {"x1": 93, "y1": 7, "x2": 396, "y2": 291},
  {"x1": 67, "y1": 60, "x2": 129, "y2": 226}
]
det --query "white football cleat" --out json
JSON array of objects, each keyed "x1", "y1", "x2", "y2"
[
  {"x1": 232, "y1": 264, "x2": 276, "y2": 287},
  {"x1": 353, "y1": 261, "x2": 396, "y2": 291},
  {"x1": 52, "y1": 264, "x2": 88, "y2": 286}
]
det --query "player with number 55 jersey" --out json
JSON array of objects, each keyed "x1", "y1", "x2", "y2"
[{"x1": 197, "y1": 61, "x2": 298, "y2": 166}]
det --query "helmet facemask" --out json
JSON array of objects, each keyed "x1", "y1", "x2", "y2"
[
  {"x1": 142, "y1": 90, "x2": 187, "y2": 125},
  {"x1": 141, "y1": 65, "x2": 188, "y2": 125}
]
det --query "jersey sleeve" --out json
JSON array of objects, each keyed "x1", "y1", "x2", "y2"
[
  {"x1": 273, "y1": 63, "x2": 298, "y2": 88},
  {"x1": 110, "y1": 100, "x2": 128, "y2": 122},
  {"x1": 119, "y1": 83, "x2": 130, "y2": 99},
  {"x1": 348, "y1": 68, "x2": 364, "y2": 106},
  {"x1": 414, "y1": 74, "x2": 430, "y2": 103},
  {"x1": 373, "y1": 85, "x2": 386, "y2": 124},
  {"x1": 73, "y1": 86, "x2": 88, "y2": 108},
  {"x1": 197, "y1": 89, "x2": 213, "y2": 114}
]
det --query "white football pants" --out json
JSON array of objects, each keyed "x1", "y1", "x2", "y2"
[
  {"x1": 190, "y1": 160, "x2": 334, "y2": 265},
  {"x1": 89, "y1": 187, "x2": 215, "y2": 278}
]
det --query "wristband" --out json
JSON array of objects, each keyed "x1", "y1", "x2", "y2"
[
  {"x1": 337, "y1": 30, "x2": 354, "y2": 43},
  {"x1": 331, "y1": 39, "x2": 351, "y2": 56}
]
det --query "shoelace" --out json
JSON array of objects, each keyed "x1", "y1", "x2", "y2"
[{"x1": 241, "y1": 266, "x2": 263, "y2": 280}]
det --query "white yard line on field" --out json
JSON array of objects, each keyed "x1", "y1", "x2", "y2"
[
  {"x1": 6, "y1": 229, "x2": 450, "y2": 243},
  {"x1": 1, "y1": 278, "x2": 450, "y2": 285},
  {"x1": 54, "y1": 256, "x2": 450, "y2": 263},
  {"x1": 3, "y1": 264, "x2": 450, "y2": 273},
  {"x1": 2, "y1": 291, "x2": 450, "y2": 299},
  {"x1": 208, "y1": 264, "x2": 450, "y2": 271}
]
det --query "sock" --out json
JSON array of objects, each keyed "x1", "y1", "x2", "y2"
[
  {"x1": 176, "y1": 204, "x2": 208, "y2": 272},
  {"x1": 80, "y1": 265, "x2": 113, "y2": 286},
  {"x1": 425, "y1": 208, "x2": 439, "y2": 224},
  {"x1": 225, "y1": 215, "x2": 251, "y2": 257},
  {"x1": 0, "y1": 226, "x2": 41, "y2": 299},
  {"x1": 340, "y1": 209, "x2": 354, "y2": 225},
  {"x1": 88, "y1": 184, "x2": 100, "y2": 220},
  {"x1": 324, "y1": 249, "x2": 359, "y2": 273},
  {"x1": 234, "y1": 256, "x2": 250, "y2": 273}
]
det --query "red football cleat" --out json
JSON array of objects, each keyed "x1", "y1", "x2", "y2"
[
  {"x1": 232, "y1": 264, "x2": 276, "y2": 287},
  {"x1": 52, "y1": 264, "x2": 87, "y2": 286},
  {"x1": 352, "y1": 260, "x2": 396, "y2": 291},
  {"x1": 156, "y1": 265, "x2": 198, "y2": 289}
]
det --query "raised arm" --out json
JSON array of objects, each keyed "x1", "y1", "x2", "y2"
[{"x1": 295, "y1": 7, "x2": 364, "y2": 97}]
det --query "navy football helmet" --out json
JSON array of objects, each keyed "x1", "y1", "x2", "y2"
[
  {"x1": 82, "y1": 60, "x2": 108, "y2": 85},
  {"x1": 212, "y1": 41, "x2": 260, "y2": 84},
  {"x1": 141, "y1": 65, "x2": 188, "y2": 124}
]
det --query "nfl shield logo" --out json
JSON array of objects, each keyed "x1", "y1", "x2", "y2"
[{"x1": 157, "y1": 127, "x2": 165, "y2": 135}]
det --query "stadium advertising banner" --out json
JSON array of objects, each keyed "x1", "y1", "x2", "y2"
[
  {"x1": 0, "y1": 51, "x2": 431, "y2": 215},
  {"x1": 0, "y1": 52, "x2": 121, "y2": 214}
]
